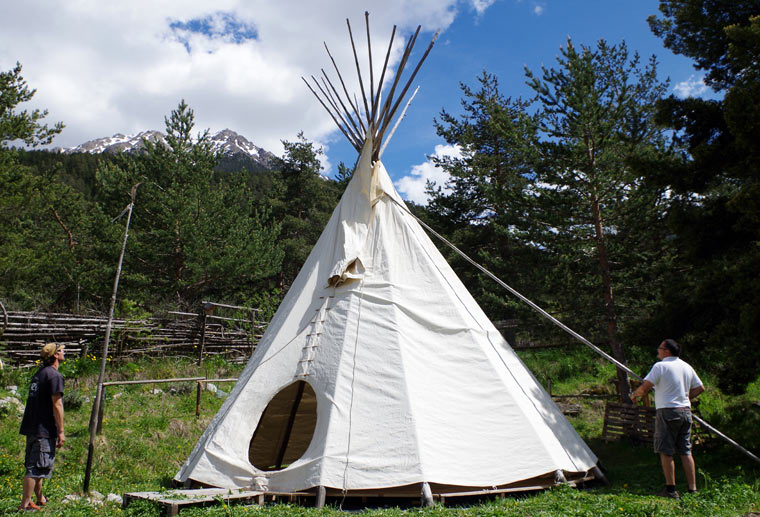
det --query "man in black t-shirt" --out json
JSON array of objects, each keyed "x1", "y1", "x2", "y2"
[{"x1": 18, "y1": 343, "x2": 65, "y2": 511}]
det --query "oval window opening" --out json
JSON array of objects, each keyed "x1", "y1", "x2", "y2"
[{"x1": 249, "y1": 381, "x2": 318, "y2": 471}]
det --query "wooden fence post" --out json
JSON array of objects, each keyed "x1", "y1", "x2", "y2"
[
  {"x1": 196, "y1": 381, "x2": 202, "y2": 418},
  {"x1": 197, "y1": 311, "x2": 207, "y2": 366}
]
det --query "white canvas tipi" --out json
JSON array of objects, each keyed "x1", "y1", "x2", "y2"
[{"x1": 176, "y1": 18, "x2": 602, "y2": 502}]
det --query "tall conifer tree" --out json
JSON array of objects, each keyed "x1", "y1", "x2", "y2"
[{"x1": 429, "y1": 40, "x2": 674, "y2": 400}]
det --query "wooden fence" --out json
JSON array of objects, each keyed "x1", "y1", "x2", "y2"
[
  {"x1": 0, "y1": 302, "x2": 267, "y2": 364},
  {"x1": 0, "y1": 307, "x2": 573, "y2": 366}
]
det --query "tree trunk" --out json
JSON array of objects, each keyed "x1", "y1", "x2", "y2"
[
  {"x1": 174, "y1": 219, "x2": 184, "y2": 284},
  {"x1": 590, "y1": 192, "x2": 631, "y2": 402}
]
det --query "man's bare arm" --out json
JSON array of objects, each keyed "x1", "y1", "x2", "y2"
[
  {"x1": 689, "y1": 385, "x2": 705, "y2": 400},
  {"x1": 630, "y1": 380, "x2": 654, "y2": 403},
  {"x1": 52, "y1": 393, "x2": 65, "y2": 448}
]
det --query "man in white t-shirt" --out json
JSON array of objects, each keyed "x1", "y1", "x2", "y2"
[{"x1": 631, "y1": 339, "x2": 704, "y2": 499}]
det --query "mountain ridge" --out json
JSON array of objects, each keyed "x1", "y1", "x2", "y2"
[{"x1": 56, "y1": 128, "x2": 278, "y2": 172}]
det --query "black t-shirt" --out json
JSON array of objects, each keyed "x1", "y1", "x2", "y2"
[{"x1": 19, "y1": 366, "x2": 64, "y2": 438}]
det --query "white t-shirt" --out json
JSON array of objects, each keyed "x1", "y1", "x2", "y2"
[{"x1": 644, "y1": 356, "x2": 703, "y2": 409}]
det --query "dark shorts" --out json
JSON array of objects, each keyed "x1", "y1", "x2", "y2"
[
  {"x1": 654, "y1": 407, "x2": 692, "y2": 456},
  {"x1": 24, "y1": 436, "x2": 57, "y2": 479}
]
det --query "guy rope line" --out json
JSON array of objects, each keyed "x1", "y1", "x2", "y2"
[{"x1": 388, "y1": 195, "x2": 760, "y2": 465}]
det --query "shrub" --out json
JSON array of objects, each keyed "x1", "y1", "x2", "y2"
[
  {"x1": 63, "y1": 388, "x2": 86, "y2": 410},
  {"x1": 59, "y1": 354, "x2": 102, "y2": 378}
]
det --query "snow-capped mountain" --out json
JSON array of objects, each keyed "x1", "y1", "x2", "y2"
[
  {"x1": 61, "y1": 129, "x2": 277, "y2": 171},
  {"x1": 211, "y1": 129, "x2": 274, "y2": 162},
  {"x1": 62, "y1": 130, "x2": 166, "y2": 154}
]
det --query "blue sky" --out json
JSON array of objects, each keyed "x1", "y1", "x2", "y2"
[
  {"x1": 1, "y1": 1, "x2": 710, "y2": 204},
  {"x1": 359, "y1": 1, "x2": 710, "y2": 202}
]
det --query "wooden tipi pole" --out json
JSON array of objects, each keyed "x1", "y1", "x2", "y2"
[{"x1": 83, "y1": 183, "x2": 140, "y2": 493}]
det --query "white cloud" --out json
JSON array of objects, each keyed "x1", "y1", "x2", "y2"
[
  {"x1": 674, "y1": 74, "x2": 709, "y2": 98},
  {"x1": 533, "y1": 4, "x2": 545, "y2": 15},
  {"x1": 395, "y1": 143, "x2": 461, "y2": 204},
  {"x1": 470, "y1": 0, "x2": 497, "y2": 16},
  {"x1": 0, "y1": 0, "x2": 486, "y2": 170}
]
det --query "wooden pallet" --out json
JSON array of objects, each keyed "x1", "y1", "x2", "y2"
[
  {"x1": 602, "y1": 402, "x2": 710, "y2": 447},
  {"x1": 602, "y1": 402, "x2": 656, "y2": 443},
  {"x1": 122, "y1": 488, "x2": 306, "y2": 516}
]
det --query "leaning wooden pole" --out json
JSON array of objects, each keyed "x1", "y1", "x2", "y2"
[{"x1": 83, "y1": 183, "x2": 140, "y2": 494}]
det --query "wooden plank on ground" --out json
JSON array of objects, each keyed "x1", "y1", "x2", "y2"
[{"x1": 123, "y1": 488, "x2": 270, "y2": 516}]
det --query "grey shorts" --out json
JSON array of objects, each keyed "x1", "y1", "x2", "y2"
[
  {"x1": 24, "y1": 436, "x2": 57, "y2": 479},
  {"x1": 654, "y1": 407, "x2": 692, "y2": 456}
]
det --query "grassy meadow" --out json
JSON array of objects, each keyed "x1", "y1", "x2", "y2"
[{"x1": 0, "y1": 349, "x2": 758, "y2": 516}]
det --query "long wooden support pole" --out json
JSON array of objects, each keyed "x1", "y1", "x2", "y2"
[
  {"x1": 200, "y1": 301, "x2": 257, "y2": 312},
  {"x1": 83, "y1": 183, "x2": 140, "y2": 493},
  {"x1": 346, "y1": 18, "x2": 371, "y2": 129},
  {"x1": 372, "y1": 26, "x2": 396, "y2": 123},
  {"x1": 379, "y1": 86, "x2": 418, "y2": 159},
  {"x1": 100, "y1": 377, "x2": 237, "y2": 387},
  {"x1": 102, "y1": 377, "x2": 206, "y2": 386}
]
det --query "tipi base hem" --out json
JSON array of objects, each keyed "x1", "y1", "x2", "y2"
[
  {"x1": 180, "y1": 467, "x2": 603, "y2": 507},
  {"x1": 302, "y1": 470, "x2": 601, "y2": 499}
]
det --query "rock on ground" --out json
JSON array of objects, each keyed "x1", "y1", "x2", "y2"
[{"x1": 0, "y1": 396, "x2": 25, "y2": 413}]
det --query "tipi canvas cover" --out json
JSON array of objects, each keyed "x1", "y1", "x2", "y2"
[{"x1": 175, "y1": 137, "x2": 600, "y2": 494}]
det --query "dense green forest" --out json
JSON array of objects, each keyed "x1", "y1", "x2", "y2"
[
  {"x1": 1, "y1": 94, "x2": 345, "y2": 318},
  {"x1": 1, "y1": 2, "x2": 759, "y2": 394}
]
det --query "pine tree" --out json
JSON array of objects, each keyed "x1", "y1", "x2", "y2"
[
  {"x1": 0, "y1": 62, "x2": 63, "y2": 148},
  {"x1": 428, "y1": 41, "x2": 675, "y2": 400},
  {"x1": 96, "y1": 100, "x2": 283, "y2": 308},
  {"x1": 269, "y1": 133, "x2": 343, "y2": 286},
  {"x1": 524, "y1": 39, "x2": 672, "y2": 400},
  {"x1": 0, "y1": 62, "x2": 114, "y2": 311},
  {"x1": 428, "y1": 72, "x2": 551, "y2": 331}
]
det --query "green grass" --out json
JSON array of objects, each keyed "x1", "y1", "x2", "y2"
[
  {"x1": 518, "y1": 346, "x2": 619, "y2": 396},
  {"x1": 0, "y1": 353, "x2": 758, "y2": 516}
]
